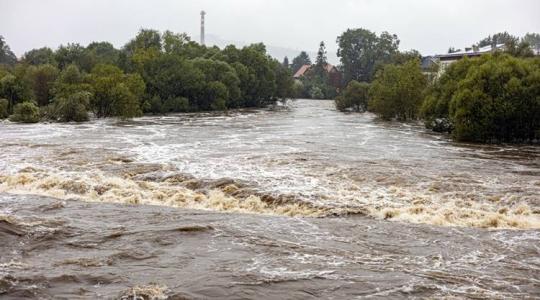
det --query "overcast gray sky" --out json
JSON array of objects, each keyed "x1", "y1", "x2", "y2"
[{"x1": 1, "y1": 0, "x2": 539, "y2": 60}]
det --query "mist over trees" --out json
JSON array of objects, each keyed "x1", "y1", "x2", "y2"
[{"x1": 0, "y1": 30, "x2": 294, "y2": 122}]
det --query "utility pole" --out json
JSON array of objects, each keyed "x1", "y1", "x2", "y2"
[{"x1": 200, "y1": 10, "x2": 206, "y2": 46}]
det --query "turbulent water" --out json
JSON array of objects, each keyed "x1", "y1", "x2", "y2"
[{"x1": 1, "y1": 100, "x2": 539, "y2": 299}]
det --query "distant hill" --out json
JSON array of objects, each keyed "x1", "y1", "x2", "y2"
[{"x1": 199, "y1": 34, "x2": 339, "y2": 65}]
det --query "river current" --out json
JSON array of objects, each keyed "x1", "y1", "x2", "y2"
[{"x1": 0, "y1": 100, "x2": 539, "y2": 298}]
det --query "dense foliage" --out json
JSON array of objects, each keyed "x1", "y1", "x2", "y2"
[
  {"x1": 333, "y1": 29, "x2": 540, "y2": 144},
  {"x1": 337, "y1": 28, "x2": 400, "y2": 83},
  {"x1": 0, "y1": 36, "x2": 17, "y2": 66},
  {"x1": 51, "y1": 91, "x2": 91, "y2": 122},
  {"x1": 291, "y1": 51, "x2": 311, "y2": 74},
  {"x1": 422, "y1": 54, "x2": 540, "y2": 143},
  {"x1": 369, "y1": 60, "x2": 427, "y2": 121},
  {"x1": 293, "y1": 42, "x2": 339, "y2": 99},
  {"x1": 9, "y1": 102, "x2": 40, "y2": 123},
  {"x1": 335, "y1": 81, "x2": 369, "y2": 112},
  {"x1": 0, "y1": 98, "x2": 8, "y2": 118},
  {"x1": 0, "y1": 30, "x2": 293, "y2": 123}
]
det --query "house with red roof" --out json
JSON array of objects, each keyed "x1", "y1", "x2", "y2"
[{"x1": 293, "y1": 63, "x2": 343, "y2": 89}]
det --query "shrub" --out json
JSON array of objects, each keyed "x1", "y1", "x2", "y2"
[
  {"x1": 53, "y1": 91, "x2": 90, "y2": 122},
  {"x1": 0, "y1": 98, "x2": 8, "y2": 119},
  {"x1": 309, "y1": 86, "x2": 324, "y2": 99},
  {"x1": 450, "y1": 55, "x2": 540, "y2": 142},
  {"x1": 9, "y1": 102, "x2": 40, "y2": 123},
  {"x1": 369, "y1": 60, "x2": 427, "y2": 121},
  {"x1": 423, "y1": 54, "x2": 540, "y2": 142},
  {"x1": 162, "y1": 97, "x2": 189, "y2": 113},
  {"x1": 335, "y1": 80, "x2": 370, "y2": 112},
  {"x1": 145, "y1": 95, "x2": 163, "y2": 114}
]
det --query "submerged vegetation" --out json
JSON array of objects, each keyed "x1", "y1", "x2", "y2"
[
  {"x1": 333, "y1": 29, "x2": 540, "y2": 143},
  {"x1": 1, "y1": 27, "x2": 539, "y2": 144},
  {"x1": 422, "y1": 54, "x2": 540, "y2": 143},
  {"x1": 0, "y1": 30, "x2": 293, "y2": 122}
]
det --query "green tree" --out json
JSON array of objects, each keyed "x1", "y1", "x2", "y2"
[
  {"x1": 369, "y1": 60, "x2": 427, "y2": 120},
  {"x1": 22, "y1": 47, "x2": 57, "y2": 66},
  {"x1": 234, "y1": 44, "x2": 277, "y2": 107},
  {"x1": 505, "y1": 39, "x2": 535, "y2": 58},
  {"x1": 522, "y1": 33, "x2": 540, "y2": 54},
  {"x1": 192, "y1": 58, "x2": 241, "y2": 108},
  {"x1": 55, "y1": 43, "x2": 94, "y2": 71},
  {"x1": 207, "y1": 81, "x2": 229, "y2": 110},
  {"x1": 0, "y1": 36, "x2": 17, "y2": 66},
  {"x1": 9, "y1": 102, "x2": 40, "y2": 123},
  {"x1": 110, "y1": 83, "x2": 142, "y2": 119},
  {"x1": 0, "y1": 98, "x2": 8, "y2": 118},
  {"x1": 476, "y1": 32, "x2": 518, "y2": 48},
  {"x1": 53, "y1": 64, "x2": 92, "y2": 101},
  {"x1": 143, "y1": 54, "x2": 204, "y2": 109},
  {"x1": 391, "y1": 50, "x2": 422, "y2": 65},
  {"x1": 313, "y1": 41, "x2": 328, "y2": 79},
  {"x1": 450, "y1": 54, "x2": 539, "y2": 142},
  {"x1": 337, "y1": 28, "x2": 400, "y2": 83},
  {"x1": 162, "y1": 31, "x2": 191, "y2": 55},
  {"x1": 309, "y1": 86, "x2": 324, "y2": 99},
  {"x1": 335, "y1": 81, "x2": 370, "y2": 112},
  {"x1": 0, "y1": 74, "x2": 32, "y2": 114},
  {"x1": 86, "y1": 42, "x2": 120, "y2": 66},
  {"x1": 291, "y1": 51, "x2": 311, "y2": 74},
  {"x1": 88, "y1": 64, "x2": 145, "y2": 118},
  {"x1": 282, "y1": 57, "x2": 289, "y2": 69},
  {"x1": 422, "y1": 54, "x2": 540, "y2": 142},
  {"x1": 273, "y1": 60, "x2": 294, "y2": 101},
  {"x1": 421, "y1": 57, "x2": 477, "y2": 132},
  {"x1": 145, "y1": 95, "x2": 163, "y2": 114},
  {"x1": 124, "y1": 29, "x2": 162, "y2": 53},
  {"x1": 52, "y1": 91, "x2": 90, "y2": 122},
  {"x1": 162, "y1": 97, "x2": 189, "y2": 113},
  {"x1": 25, "y1": 64, "x2": 59, "y2": 106}
]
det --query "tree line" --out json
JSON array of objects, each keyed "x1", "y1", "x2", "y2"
[
  {"x1": 333, "y1": 29, "x2": 540, "y2": 143},
  {"x1": 0, "y1": 29, "x2": 294, "y2": 123}
]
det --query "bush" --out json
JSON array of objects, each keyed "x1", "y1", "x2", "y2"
[
  {"x1": 9, "y1": 102, "x2": 40, "y2": 123},
  {"x1": 450, "y1": 55, "x2": 540, "y2": 142},
  {"x1": 145, "y1": 95, "x2": 163, "y2": 114},
  {"x1": 423, "y1": 54, "x2": 540, "y2": 142},
  {"x1": 335, "y1": 80, "x2": 370, "y2": 112},
  {"x1": 162, "y1": 97, "x2": 189, "y2": 113},
  {"x1": 421, "y1": 57, "x2": 477, "y2": 132},
  {"x1": 309, "y1": 86, "x2": 324, "y2": 99},
  {"x1": 0, "y1": 98, "x2": 8, "y2": 119},
  {"x1": 53, "y1": 91, "x2": 90, "y2": 122},
  {"x1": 368, "y1": 60, "x2": 427, "y2": 120}
]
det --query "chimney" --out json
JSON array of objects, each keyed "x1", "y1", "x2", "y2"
[{"x1": 200, "y1": 11, "x2": 206, "y2": 46}]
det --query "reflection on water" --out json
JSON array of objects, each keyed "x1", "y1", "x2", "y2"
[{"x1": 1, "y1": 100, "x2": 539, "y2": 298}]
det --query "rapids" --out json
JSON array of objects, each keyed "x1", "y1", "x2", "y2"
[{"x1": 0, "y1": 99, "x2": 539, "y2": 298}]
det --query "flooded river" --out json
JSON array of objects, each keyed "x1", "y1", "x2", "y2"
[{"x1": 1, "y1": 100, "x2": 539, "y2": 298}]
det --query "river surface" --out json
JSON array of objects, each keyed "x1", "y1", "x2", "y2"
[{"x1": 0, "y1": 100, "x2": 539, "y2": 299}]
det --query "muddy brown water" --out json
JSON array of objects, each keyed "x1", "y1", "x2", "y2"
[{"x1": 0, "y1": 100, "x2": 539, "y2": 299}]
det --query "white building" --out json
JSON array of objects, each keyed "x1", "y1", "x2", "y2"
[{"x1": 433, "y1": 44, "x2": 505, "y2": 75}]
